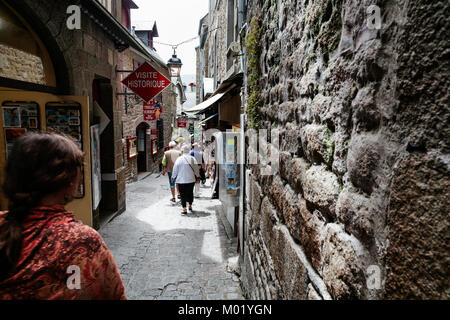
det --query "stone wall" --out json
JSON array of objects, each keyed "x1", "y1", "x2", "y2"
[
  {"x1": 206, "y1": 0, "x2": 228, "y2": 86},
  {"x1": 241, "y1": 0, "x2": 449, "y2": 299},
  {"x1": 0, "y1": 44, "x2": 46, "y2": 85}
]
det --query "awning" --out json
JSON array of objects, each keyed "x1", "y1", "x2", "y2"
[{"x1": 184, "y1": 84, "x2": 236, "y2": 114}]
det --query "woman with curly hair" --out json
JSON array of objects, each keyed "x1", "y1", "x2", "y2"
[{"x1": 0, "y1": 132, "x2": 126, "y2": 299}]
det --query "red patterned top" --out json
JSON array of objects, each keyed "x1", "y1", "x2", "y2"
[{"x1": 0, "y1": 205, "x2": 126, "y2": 300}]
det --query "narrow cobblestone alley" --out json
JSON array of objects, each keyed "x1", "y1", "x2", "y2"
[{"x1": 99, "y1": 174, "x2": 244, "y2": 300}]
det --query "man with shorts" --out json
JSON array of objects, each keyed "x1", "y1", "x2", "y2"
[{"x1": 162, "y1": 141, "x2": 182, "y2": 202}]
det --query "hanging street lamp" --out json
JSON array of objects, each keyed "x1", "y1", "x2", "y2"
[{"x1": 167, "y1": 48, "x2": 183, "y2": 78}]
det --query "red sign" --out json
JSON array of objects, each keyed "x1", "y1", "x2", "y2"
[
  {"x1": 143, "y1": 107, "x2": 157, "y2": 121},
  {"x1": 177, "y1": 117, "x2": 187, "y2": 128},
  {"x1": 143, "y1": 100, "x2": 162, "y2": 121},
  {"x1": 122, "y1": 62, "x2": 171, "y2": 102}
]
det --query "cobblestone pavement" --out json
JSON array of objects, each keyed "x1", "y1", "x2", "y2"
[{"x1": 99, "y1": 173, "x2": 244, "y2": 300}]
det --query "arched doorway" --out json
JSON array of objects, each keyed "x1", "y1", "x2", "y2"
[{"x1": 136, "y1": 122, "x2": 150, "y2": 173}]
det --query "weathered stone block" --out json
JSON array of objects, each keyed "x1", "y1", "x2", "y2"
[
  {"x1": 279, "y1": 151, "x2": 292, "y2": 181},
  {"x1": 287, "y1": 157, "x2": 310, "y2": 194},
  {"x1": 250, "y1": 179, "x2": 263, "y2": 230},
  {"x1": 278, "y1": 101, "x2": 297, "y2": 124},
  {"x1": 282, "y1": 122, "x2": 301, "y2": 155},
  {"x1": 347, "y1": 135, "x2": 382, "y2": 195},
  {"x1": 260, "y1": 196, "x2": 279, "y2": 247},
  {"x1": 270, "y1": 226, "x2": 308, "y2": 299},
  {"x1": 322, "y1": 223, "x2": 369, "y2": 299},
  {"x1": 332, "y1": 131, "x2": 350, "y2": 179},
  {"x1": 385, "y1": 153, "x2": 450, "y2": 299},
  {"x1": 335, "y1": 188, "x2": 375, "y2": 245},
  {"x1": 267, "y1": 175, "x2": 285, "y2": 217},
  {"x1": 300, "y1": 124, "x2": 335, "y2": 166},
  {"x1": 308, "y1": 94, "x2": 339, "y2": 127},
  {"x1": 282, "y1": 186, "x2": 326, "y2": 272},
  {"x1": 303, "y1": 165, "x2": 340, "y2": 217},
  {"x1": 352, "y1": 84, "x2": 380, "y2": 132}
]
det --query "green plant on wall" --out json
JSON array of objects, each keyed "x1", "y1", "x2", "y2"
[{"x1": 245, "y1": 16, "x2": 262, "y2": 129}]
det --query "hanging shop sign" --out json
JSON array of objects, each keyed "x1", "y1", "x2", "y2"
[
  {"x1": 122, "y1": 62, "x2": 171, "y2": 103},
  {"x1": 143, "y1": 106, "x2": 157, "y2": 121},
  {"x1": 143, "y1": 100, "x2": 162, "y2": 121},
  {"x1": 177, "y1": 117, "x2": 187, "y2": 128}
]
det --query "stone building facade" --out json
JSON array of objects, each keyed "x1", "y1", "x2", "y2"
[
  {"x1": 240, "y1": 0, "x2": 449, "y2": 299},
  {"x1": 0, "y1": 0, "x2": 177, "y2": 228},
  {"x1": 118, "y1": 39, "x2": 177, "y2": 183},
  {"x1": 197, "y1": 0, "x2": 236, "y2": 96}
]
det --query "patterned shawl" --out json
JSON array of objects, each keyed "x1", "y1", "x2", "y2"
[{"x1": 0, "y1": 205, "x2": 126, "y2": 300}]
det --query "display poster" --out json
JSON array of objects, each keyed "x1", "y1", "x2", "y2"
[
  {"x1": 151, "y1": 139, "x2": 158, "y2": 156},
  {"x1": 225, "y1": 138, "x2": 237, "y2": 195},
  {"x1": 2, "y1": 102, "x2": 40, "y2": 158},
  {"x1": 90, "y1": 125, "x2": 101, "y2": 210},
  {"x1": 127, "y1": 136, "x2": 138, "y2": 159},
  {"x1": 45, "y1": 103, "x2": 84, "y2": 198},
  {"x1": 45, "y1": 104, "x2": 82, "y2": 150}
]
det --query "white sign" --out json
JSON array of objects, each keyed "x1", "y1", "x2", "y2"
[{"x1": 93, "y1": 101, "x2": 110, "y2": 134}]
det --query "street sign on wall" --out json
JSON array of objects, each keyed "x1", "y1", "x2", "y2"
[
  {"x1": 143, "y1": 100, "x2": 162, "y2": 121},
  {"x1": 177, "y1": 117, "x2": 187, "y2": 128},
  {"x1": 143, "y1": 106, "x2": 157, "y2": 121},
  {"x1": 122, "y1": 62, "x2": 171, "y2": 102}
]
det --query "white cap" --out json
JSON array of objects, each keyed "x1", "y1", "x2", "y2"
[{"x1": 169, "y1": 141, "x2": 176, "y2": 147}]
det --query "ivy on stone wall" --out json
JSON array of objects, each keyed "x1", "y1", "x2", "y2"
[{"x1": 245, "y1": 16, "x2": 262, "y2": 129}]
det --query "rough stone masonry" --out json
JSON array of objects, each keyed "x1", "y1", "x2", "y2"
[{"x1": 240, "y1": 0, "x2": 449, "y2": 299}]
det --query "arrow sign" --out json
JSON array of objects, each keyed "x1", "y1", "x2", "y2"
[
  {"x1": 93, "y1": 101, "x2": 110, "y2": 134},
  {"x1": 121, "y1": 62, "x2": 171, "y2": 103}
]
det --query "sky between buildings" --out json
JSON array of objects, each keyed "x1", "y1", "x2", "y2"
[{"x1": 131, "y1": 0, "x2": 209, "y2": 79}]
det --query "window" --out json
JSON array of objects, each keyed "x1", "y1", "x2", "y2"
[
  {"x1": 227, "y1": 0, "x2": 235, "y2": 47},
  {"x1": 0, "y1": 3, "x2": 56, "y2": 86}
]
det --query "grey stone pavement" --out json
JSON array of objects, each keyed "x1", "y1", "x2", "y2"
[{"x1": 99, "y1": 173, "x2": 245, "y2": 300}]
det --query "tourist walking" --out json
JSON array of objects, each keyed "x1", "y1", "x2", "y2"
[
  {"x1": 162, "y1": 141, "x2": 181, "y2": 203},
  {"x1": 171, "y1": 145, "x2": 199, "y2": 214},
  {"x1": 190, "y1": 143, "x2": 206, "y2": 197},
  {"x1": 0, "y1": 132, "x2": 126, "y2": 300}
]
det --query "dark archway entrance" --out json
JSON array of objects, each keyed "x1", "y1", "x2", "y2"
[
  {"x1": 92, "y1": 77, "x2": 119, "y2": 226},
  {"x1": 136, "y1": 122, "x2": 150, "y2": 173}
]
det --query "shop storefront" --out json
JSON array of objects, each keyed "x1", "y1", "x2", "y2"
[{"x1": 0, "y1": 1, "x2": 92, "y2": 224}]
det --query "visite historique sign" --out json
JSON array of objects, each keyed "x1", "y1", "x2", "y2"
[{"x1": 121, "y1": 62, "x2": 171, "y2": 103}]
